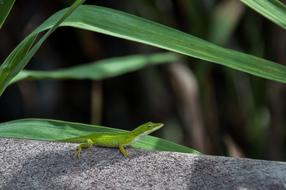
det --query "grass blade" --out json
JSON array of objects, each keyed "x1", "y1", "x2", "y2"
[
  {"x1": 241, "y1": 0, "x2": 286, "y2": 30},
  {"x1": 10, "y1": 52, "x2": 179, "y2": 84},
  {"x1": 0, "y1": 0, "x2": 15, "y2": 28},
  {"x1": 0, "y1": 118, "x2": 200, "y2": 154}
]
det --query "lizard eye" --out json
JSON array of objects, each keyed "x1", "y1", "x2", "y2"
[{"x1": 146, "y1": 122, "x2": 153, "y2": 126}]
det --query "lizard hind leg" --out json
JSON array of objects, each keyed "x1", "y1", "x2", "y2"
[
  {"x1": 75, "y1": 138, "x2": 94, "y2": 158},
  {"x1": 119, "y1": 144, "x2": 128, "y2": 157}
]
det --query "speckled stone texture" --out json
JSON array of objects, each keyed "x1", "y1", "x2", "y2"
[{"x1": 0, "y1": 138, "x2": 286, "y2": 190}]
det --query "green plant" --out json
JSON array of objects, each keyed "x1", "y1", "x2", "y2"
[{"x1": 0, "y1": 0, "x2": 286, "y2": 155}]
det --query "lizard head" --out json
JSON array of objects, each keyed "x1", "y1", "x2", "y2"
[{"x1": 132, "y1": 122, "x2": 164, "y2": 136}]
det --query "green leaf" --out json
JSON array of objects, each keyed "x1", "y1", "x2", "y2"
[
  {"x1": 2, "y1": 4, "x2": 286, "y2": 96},
  {"x1": 241, "y1": 0, "x2": 286, "y2": 30},
  {"x1": 0, "y1": 118, "x2": 200, "y2": 154},
  {"x1": 10, "y1": 52, "x2": 179, "y2": 84},
  {"x1": 0, "y1": 0, "x2": 15, "y2": 28},
  {"x1": 35, "y1": 5, "x2": 286, "y2": 83},
  {"x1": 0, "y1": 0, "x2": 85, "y2": 96}
]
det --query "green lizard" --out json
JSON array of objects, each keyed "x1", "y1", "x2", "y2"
[{"x1": 62, "y1": 122, "x2": 163, "y2": 157}]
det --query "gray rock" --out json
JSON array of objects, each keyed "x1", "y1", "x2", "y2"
[{"x1": 0, "y1": 138, "x2": 286, "y2": 190}]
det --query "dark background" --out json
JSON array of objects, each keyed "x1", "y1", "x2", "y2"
[{"x1": 1, "y1": 0, "x2": 286, "y2": 160}]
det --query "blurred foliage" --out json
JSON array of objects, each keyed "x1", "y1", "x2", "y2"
[
  {"x1": 0, "y1": 0, "x2": 15, "y2": 28},
  {"x1": 1, "y1": 0, "x2": 286, "y2": 160}
]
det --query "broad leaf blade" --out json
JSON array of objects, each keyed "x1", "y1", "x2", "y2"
[
  {"x1": 0, "y1": 0, "x2": 15, "y2": 28},
  {"x1": 10, "y1": 52, "x2": 179, "y2": 84},
  {"x1": 0, "y1": 118, "x2": 200, "y2": 154},
  {"x1": 241, "y1": 0, "x2": 286, "y2": 30}
]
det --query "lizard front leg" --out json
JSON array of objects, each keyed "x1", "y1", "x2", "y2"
[
  {"x1": 119, "y1": 144, "x2": 128, "y2": 157},
  {"x1": 76, "y1": 138, "x2": 94, "y2": 158}
]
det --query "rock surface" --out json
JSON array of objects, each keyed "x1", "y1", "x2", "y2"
[{"x1": 0, "y1": 138, "x2": 286, "y2": 189}]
